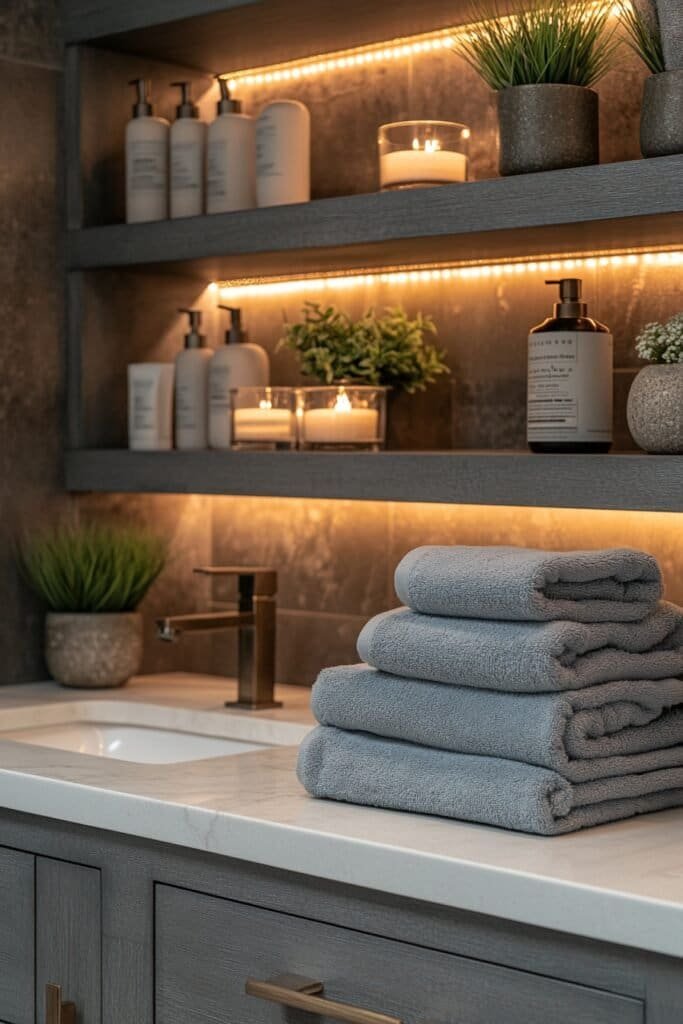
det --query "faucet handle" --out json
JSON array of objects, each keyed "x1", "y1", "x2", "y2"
[{"x1": 194, "y1": 566, "x2": 277, "y2": 596}]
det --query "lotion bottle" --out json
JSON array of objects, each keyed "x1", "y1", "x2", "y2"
[
  {"x1": 206, "y1": 78, "x2": 256, "y2": 214},
  {"x1": 527, "y1": 278, "x2": 613, "y2": 453},
  {"x1": 170, "y1": 82, "x2": 206, "y2": 219},
  {"x1": 208, "y1": 306, "x2": 270, "y2": 449},
  {"x1": 128, "y1": 363, "x2": 175, "y2": 449},
  {"x1": 256, "y1": 100, "x2": 310, "y2": 207},
  {"x1": 126, "y1": 79, "x2": 169, "y2": 223},
  {"x1": 175, "y1": 308, "x2": 213, "y2": 450}
]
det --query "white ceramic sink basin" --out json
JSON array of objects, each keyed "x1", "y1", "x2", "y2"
[{"x1": 0, "y1": 699, "x2": 310, "y2": 764}]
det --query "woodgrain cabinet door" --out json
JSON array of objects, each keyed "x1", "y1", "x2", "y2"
[
  {"x1": 35, "y1": 858, "x2": 101, "y2": 1024},
  {"x1": 155, "y1": 884, "x2": 644, "y2": 1024},
  {"x1": 0, "y1": 847, "x2": 34, "y2": 1024}
]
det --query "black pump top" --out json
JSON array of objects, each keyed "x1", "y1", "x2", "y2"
[
  {"x1": 179, "y1": 308, "x2": 206, "y2": 348},
  {"x1": 172, "y1": 81, "x2": 199, "y2": 119},
  {"x1": 218, "y1": 305, "x2": 247, "y2": 343},
  {"x1": 546, "y1": 278, "x2": 587, "y2": 319},
  {"x1": 129, "y1": 78, "x2": 153, "y2": 117},
  {"x1": 216, "y1": 75, "x2": 242, "y2": 114}
]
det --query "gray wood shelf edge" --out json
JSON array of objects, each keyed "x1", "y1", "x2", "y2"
[
  {"x1": 64, "y1": 449, "x2": 683, "y2": 511},
  {"x1": 66, "y1": 156, "x2": 683, "y2": 278}
]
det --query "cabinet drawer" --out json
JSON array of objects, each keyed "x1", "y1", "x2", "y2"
[
  {"x1": 155, "y1": 885, "x2": 643, "y2": 1024},
  {"x1": 0, "y1": 848, "x2": 34, "y2": 1024}
]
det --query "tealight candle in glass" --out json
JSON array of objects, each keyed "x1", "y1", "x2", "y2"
[
  {"x1": 299, "y1": 386, "x2": 387, "y2": 450},
  {"x1": 231, "y1": 387, "x2": 298, "y2": 449},
  {"x1": 378, "y1": 120, "x2": 470, "y2": 190}
]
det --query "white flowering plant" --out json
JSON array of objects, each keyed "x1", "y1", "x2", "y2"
[{"x1": 635, "y1": 313, "x2": 683, "y2": 364}]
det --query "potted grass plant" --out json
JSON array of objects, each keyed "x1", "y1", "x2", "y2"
[
  {"x1": 627, "y1": 313, "x2": 683, "y2": 453},
  {"x1": 18, "y1": 522, "x2": 167, "y2": 688},
  {"x1": 618, "y1": 1, "x2": 683, "y2": 158},
  {"x1": 459, "y1": 0, "x2": 617, "y2": 175}
]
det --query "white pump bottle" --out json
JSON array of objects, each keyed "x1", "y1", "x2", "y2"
[
  {"x1": 126, "y1": 78, "x2": 169, "y2": 223},
  {"x1": 170, "y1": 81, "x2": 206, "y2": 219},
  {"x1": 208, "y1": 306, "x2": 270, "y2": 449},
  {"x1": 175, "y1": 308, "x2": 213, "y2": 450}
]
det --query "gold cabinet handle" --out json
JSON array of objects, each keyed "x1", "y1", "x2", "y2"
[
  {"x1": 45, "y1": 983, "x2": 76, "y2": 1024},
  {"x1": 246, "y1": 973, "x2": 402, "y2": 1024}
]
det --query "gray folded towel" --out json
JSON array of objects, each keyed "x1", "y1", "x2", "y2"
[
  {"x1": 394, "y1": 546, "x2": 662, "y2": 622},
  {"x1": 358, "y1": 603, "x2": 683, "y2": 692},
  {"x1": 312, "y1": 664, "x2": 683, "y2": 782},
  {"x1": 297, "y1": 726, "x2": 683, "y2": 835}
]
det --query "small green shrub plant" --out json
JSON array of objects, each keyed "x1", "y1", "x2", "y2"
[
  {"x1": 279, "y1": 302, "x2": 449, "y2": 393},
  {"x1": 18, "y1": 522, "x2": 167, "y2": 613}
]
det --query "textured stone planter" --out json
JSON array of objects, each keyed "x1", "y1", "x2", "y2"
[
  {"x1": 640, "y1": 71, "x2": 683, "y2": 158},
  {"x1": 497, "y1": 84, "x2": 599, "y2": 176},
  {"x1": 627, "y1": 364, "x2": 683, "y2": 454},
  {"x1": 45, "y1": 612, "x2": 143, "y2": 688}
]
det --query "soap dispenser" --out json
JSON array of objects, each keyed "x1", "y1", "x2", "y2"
[
  {"x1": 170, "y1": 82, "x2": 206, "y2": 219},
  {"x1": 126, "y1": 79, "x2": 169, "y2": 224},
  {"x1": 208, "y1": 306, "x2": 270, "y2": 449},
  {"x1": 206, "y1": 77, "x2": 256, "y2": 214},
  {"x1": 175, "y1": 308, "x2": 213, "y2": 450},
  {"x1": 527, "y1": 278, "x2": 613, "y2": 453}
]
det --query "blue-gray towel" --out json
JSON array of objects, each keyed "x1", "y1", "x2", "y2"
[
  {"x1": 394, "y1": 546, "x2": 662, "y2": 622},
  {"x1": 312, "y1": 664, "x2": 683, "y2": 783},
  {"x1": 358, "y1": 603, "x2": 683, "y2": 692},
  {"x1": 297, "y1": 726, "x2": 683, "y2": 836}
]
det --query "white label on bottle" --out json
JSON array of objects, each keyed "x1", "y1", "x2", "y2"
[
  {"x1": 207, "y1": 139, "x2": 228, "y2": 198},
  {"x1": 527, "y1": 330, "x2": 613, "y2": 443},
  {"x1": 129, "y1": 140, "x2": 167, "y2": 191},
  {"x1": 255, "y1": 118, "x2": 281, "y2": 178},
  {"x1": 131, "y1": 379, "x2": 157, "y2": 430},
  {"x1": 176, "y1": 384, "x2": 198, "y2": 428},
  {"x1": 171, "y1": 142, "x2": 202, "y2": 192},
  {"x1": 209, "y1": 365, "x2": 232, "y2": 406}
]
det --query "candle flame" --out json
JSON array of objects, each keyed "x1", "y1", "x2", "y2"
[
  {"x1": 411, "y1": 136, "x2": 442, "y2": 152},
  {"x1": 259, "y1": 399, "x2": 273, "y2": 410},
  {"x1": 334, "y1": 390, "x2": 353, "y2": 413}
]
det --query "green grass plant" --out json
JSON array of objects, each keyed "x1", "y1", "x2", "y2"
[
  {"x1": 18, "y1": 522, "x2": 167, "y2": 613},
  {"x1": 279, "y1": 302, "x2": 449, "y2": 393},
  {"x1": 617, "y1": 1, "x2": 665, "y2": 74},
  {"x1": 459, "y1": 0, "x2": 618, "y2": 90}
]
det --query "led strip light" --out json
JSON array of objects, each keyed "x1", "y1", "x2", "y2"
[
  {"x1": 222, "y1": 3, "x2": 627, "y2": 89},
  {"x1": 211, "y1": 248, "x2": 683, "y2": 298}
]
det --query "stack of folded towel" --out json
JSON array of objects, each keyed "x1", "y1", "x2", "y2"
[{"x1": 297, "y1": 546, "x2": 683, "y2": 835}]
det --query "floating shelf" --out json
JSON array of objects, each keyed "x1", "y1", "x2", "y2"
[
  {"x1": 64, "y1": 450, "x2": 683, "y2": 512},
  {"x1": 66, "y1": 157, "x2": 683, "y2": 282},
  {"x1": 63, "y1": 0, "x2": 500, "y2": 70}
]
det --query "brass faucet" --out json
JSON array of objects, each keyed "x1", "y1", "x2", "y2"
[{"x1": 156, "y1": 567, "x2": 280, "y2": 710}]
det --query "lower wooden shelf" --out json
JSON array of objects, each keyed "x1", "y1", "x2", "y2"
[{"x1": 64, "y1": 449, "x2": 681, "y2": 512}]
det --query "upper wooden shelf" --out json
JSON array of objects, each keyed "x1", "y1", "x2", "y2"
[
  {"x1": 65, "y1": 449, "x2": 683, "y2": 513},
  {"x1": 63, "y1": 0, "x2": 512, "y2": 71},
  {"x1": 67, "y1": 156, "x2": 683, "y2": 281}
]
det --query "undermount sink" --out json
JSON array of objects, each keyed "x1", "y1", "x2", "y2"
[{"x1": 0, "y1": 699, "x2": 310, "y2": 764}]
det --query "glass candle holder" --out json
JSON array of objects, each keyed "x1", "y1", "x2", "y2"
[
  {"x1": 231, "y1": 387, "x2": 298, "y2": 449},
  {"x1": 299, "y1": 385, "x2": 388, "y2": 451},
  {"x1": 378, "y1": 120, "x2": 470, "y2": 190}
]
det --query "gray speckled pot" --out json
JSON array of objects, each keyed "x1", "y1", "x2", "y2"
[
  {"x1": 627, "y1": 364, "x2": 683, "y2": 454},
  {"x1": 45, "y1": 612, "x2": 143, "y2": 688},
  {"x1": 641, "y1": 71, "x2": 683, "y2": 158},
  {"x1": 497, "y1": 84, "x2": 599, "y2": 176}
]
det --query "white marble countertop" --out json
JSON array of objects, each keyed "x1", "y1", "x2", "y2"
[{"x1": 0, "y1": 674, "x2": 681, "y2": 958}]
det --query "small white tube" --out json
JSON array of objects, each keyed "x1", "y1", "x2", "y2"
[{"x1": 128, "y1": 363, "x2": 175, "y2": 450}]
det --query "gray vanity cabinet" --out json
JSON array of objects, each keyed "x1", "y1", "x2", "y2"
[
  {"x1": 155, "y1": 884, "x2": 643, "y2": 1024},
  {"x1": 0, "y1": 846, "x2": 101, "y2": 1024}
]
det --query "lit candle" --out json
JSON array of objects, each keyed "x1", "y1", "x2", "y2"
[
  {"x1": 380, "y1": 136, "x2": 467, "y2": 189},
  {"x1": 303, "y1": 390, "x2": 379, "y2": 445},
  {"x1": 233, "y1": 400, "x2": 295, "y2": 443}
]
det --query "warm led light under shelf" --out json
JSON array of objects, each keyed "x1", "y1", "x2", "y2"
[
  {"x1": 211, "y1": 248, "x2": 683, "y2": 299},
  {"x1": 222, "y1": 3, "x2": 628, "y2": 89}
]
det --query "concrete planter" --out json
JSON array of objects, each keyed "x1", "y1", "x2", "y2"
[
  {"x1": 497, "y1": 84, "x2": 599, "y2": 176},
  {"x1": 640, "y1": 71, "x2": 683, "y2": 158},
  {"x1": 45, "y1": 612, "x2": 143, "y2": 688},
  {"x1": 627, "y1": 364, "x2": 683, "y2": 453}
]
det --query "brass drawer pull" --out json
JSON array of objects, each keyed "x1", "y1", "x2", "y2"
[
  {"x1": 246, "y1": 973, "x2": 402, "y2": 1024},
  {"x1": 45, "y1": 983, "x2": 76, "y2": 1024}
]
